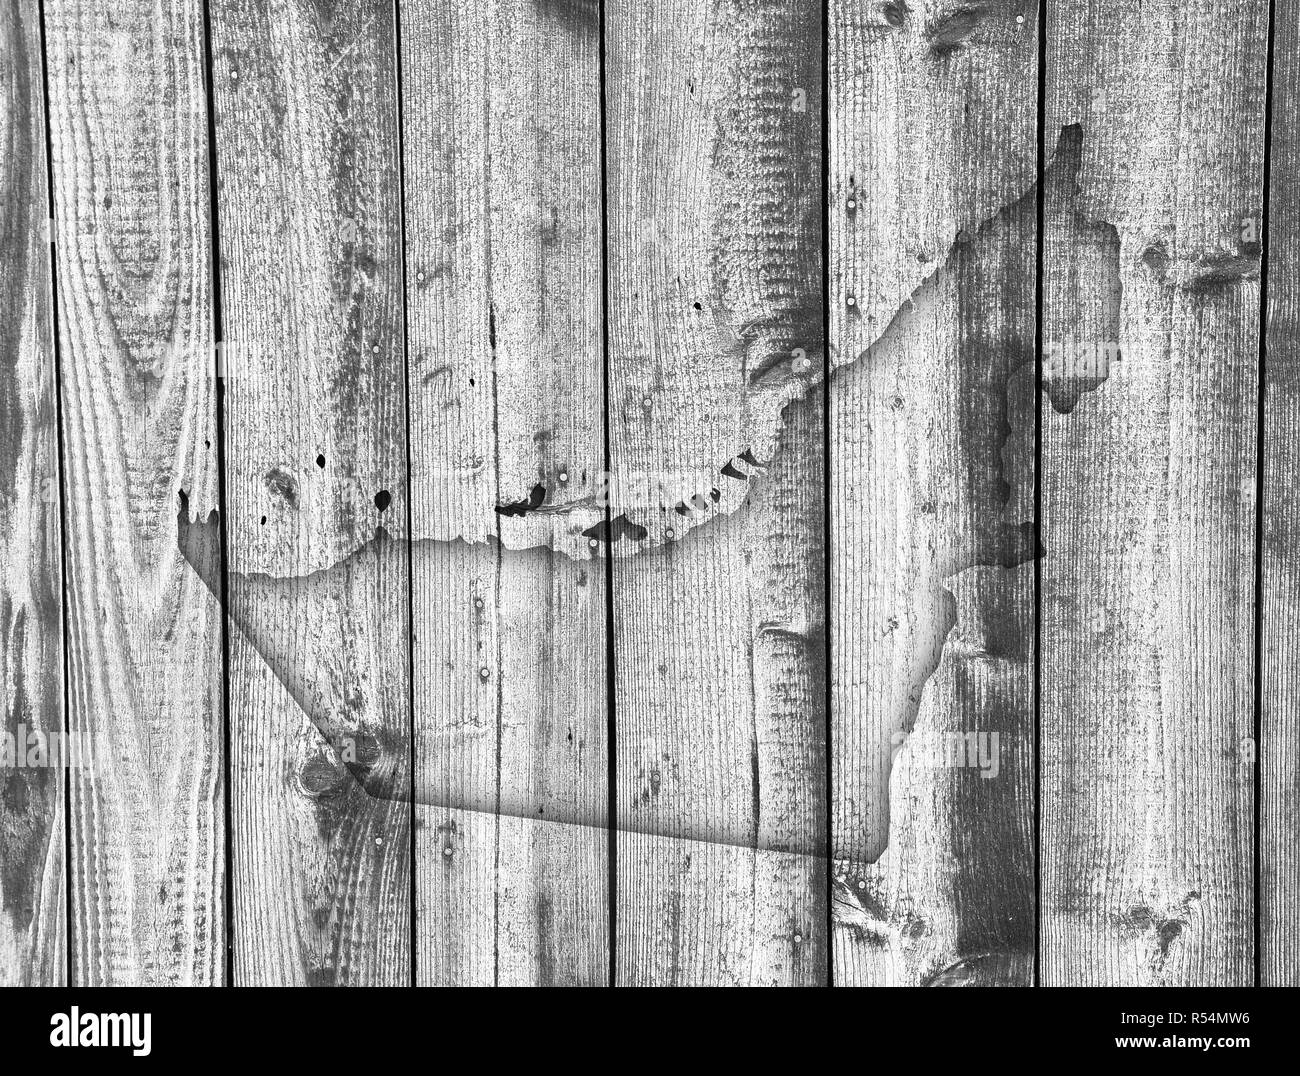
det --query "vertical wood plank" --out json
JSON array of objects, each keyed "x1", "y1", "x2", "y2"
[
  {"x1": 828, "y1": 0, "x2": 1040, "y2": 985},
  {"x1": 1041, "y1": 0, "x2": 1266, "y2": 985},
  {"x1": 208, "y1": 0, "x2": 411, "y2": 985},
  {"x1": 1263, "y1": 0, "x2": 1299, "y2": 988},
  {"x1": 0, "y1": 0, "x2": 65, "y2": 985},
  {"x1": 606, "y1": 0, "x2": 827, "y2": 985},
  {"x1": 399, "y1": 0, "x2": 608, "y2": 985},
  {"x1": 43, "y1": 0, "x2": 224, "y2": 984}
]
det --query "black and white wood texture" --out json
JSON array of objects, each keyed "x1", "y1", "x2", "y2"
[
  {"x1": 1040, "y1": 0, "x2": 1265, "y2": 987},
  {"x1": 1264, "y1": 0, "x2": 1300, "y2": 990},
  {"x1": 45, "y1": 0, "x2": 224, "y2": 985},
  {"x1": 0, "y1": 0, "x2": 1293, "y2": 987},
  {"x1": 1, "y1": 0, "x2": 63, "y2": 985}
]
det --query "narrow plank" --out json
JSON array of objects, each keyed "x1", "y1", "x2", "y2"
[
  {"x1": 43, "y1": 0, "x2": 223, "y2": 983},
  {"x1": 208, "y1": 0, "x2": 411, "y2": 985},
  {"x1": 606, "y1": 0, "x2": 827, "y2": 985},
  {"x1": 1263, "y1": 0, "x2": 1300, "y2": 988},
  {"x1": 0, "y1": 0, "x2": 65, "y2": 985},
  {"x1": 1041, "y1": 0, "x2": 1266, "y2": 985},
  {"x1": 828, "y1": 1, "x2": 1040, "y2": 985},
  {"x1": 399, "y1": 0, "x2": 609, "y2": 986}
]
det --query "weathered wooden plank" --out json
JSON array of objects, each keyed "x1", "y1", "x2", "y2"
[
  {"x1": 208, "y1": 0, "x2": 410, "y2": 985},
  {"x1": 606, "y1": 0, "x2": 826, "y2": 985},
  {"x1": 399, "y1": 0, "x2": 608, "y2": 985},
  {"x1": 828, "y1": 1, "x2": 1039, "y2": 985},
  {"x1": 43, "y1": 0, "x2": 223, "y2": 984},
  {"x1": 1263, "y1": 0, "x2": 1300, "y2": 988},
  {"x1": 0, "y1": 0, "x2": 65, "y2": 986},
  {"x1": 1041, "y1": 0, "x2": 1266, "y2": 985}
]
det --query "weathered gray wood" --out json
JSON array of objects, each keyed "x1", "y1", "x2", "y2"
[
  {"x1": 1263, "y1": 0, "x2": 1300, "y2": 988},
  {"x1": 12, "y1": 0, "x2": 1287, "y2": 990},
  {"x1": 43, "y1": 0, "x2": 224, "y2": 983},
  {"x1": 607, "y1": 0, "x2": 826, "y2": 985},
  {"x1": 0, "y1": 0, "x2": 65, "y2": 986},
  {"x1": 828, "y1": 1, "x2": 1039, "y2": 986},
  {"x1": 208, "y1": 0, "x2": 411, "y2": 985},
  {"x1": 399, "y1": 0, "x2": 608, "y2": 985},
  {"x1": 1041, "y1": 0, "x2": 1265, "y2": 985}
]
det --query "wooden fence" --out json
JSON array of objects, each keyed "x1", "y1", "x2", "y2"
[{"x1": 0, "y1": 0, "x2": 1292, "y2": 986}]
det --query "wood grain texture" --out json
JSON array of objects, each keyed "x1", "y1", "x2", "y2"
[
  {"x1": 1263, "y1": 0, "x2": 1300, "y2": 988},
  {"x1": 0, "y1": 0, "x2": 65, "y2": 986},
  {"x1": 828, "y1": 0, "x2": 1039, "y2": 985},
  {"x1": 399, "y1": 0, "x2": 608, "y2": 985},
  {"x1": 7, "y1": 0, "x2": 1292, "y2": 990},
  {"x1": 43, "y1": 0, "x2": 224, "y2": 984},
  {"x1": 208, "y1": 0, "x2": 411, "y2": 985},
  {"x1": 607, "y1": 0, "x2": 827, "y2": 985},
  {"x1": 1041, "y1": 0, "x2": 1266, "y2": 985}
]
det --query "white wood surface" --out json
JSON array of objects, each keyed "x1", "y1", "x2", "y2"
[{"x1": 44, "y1": 0, "x2": 224, "y2": 984}]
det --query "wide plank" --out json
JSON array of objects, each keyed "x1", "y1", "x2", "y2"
[
  {"x1": 1040, "y1": 0, "x2": 1266, "y2": 986},
  {"x1": 208, "y1": 0, "x2": 411, "y2": 985},
  {"x1": 1263, "y1": 0, "x2": 1300, "y2": 988},
  {"x1": 606, "y1": 0, "x2": 827, "y2": 985},
  {"x1": 0, "y1": 0, "x2": 65, "y2": 986},
  {"x1": 44, "y1": 0, "x2": 224, "y2": 984},
  {"x1": 828, "y1": 0, "x2": 1040, "y2": 986},
  {"x1": 399, "y1": 0, "x2": 609, "y2": 985}
]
